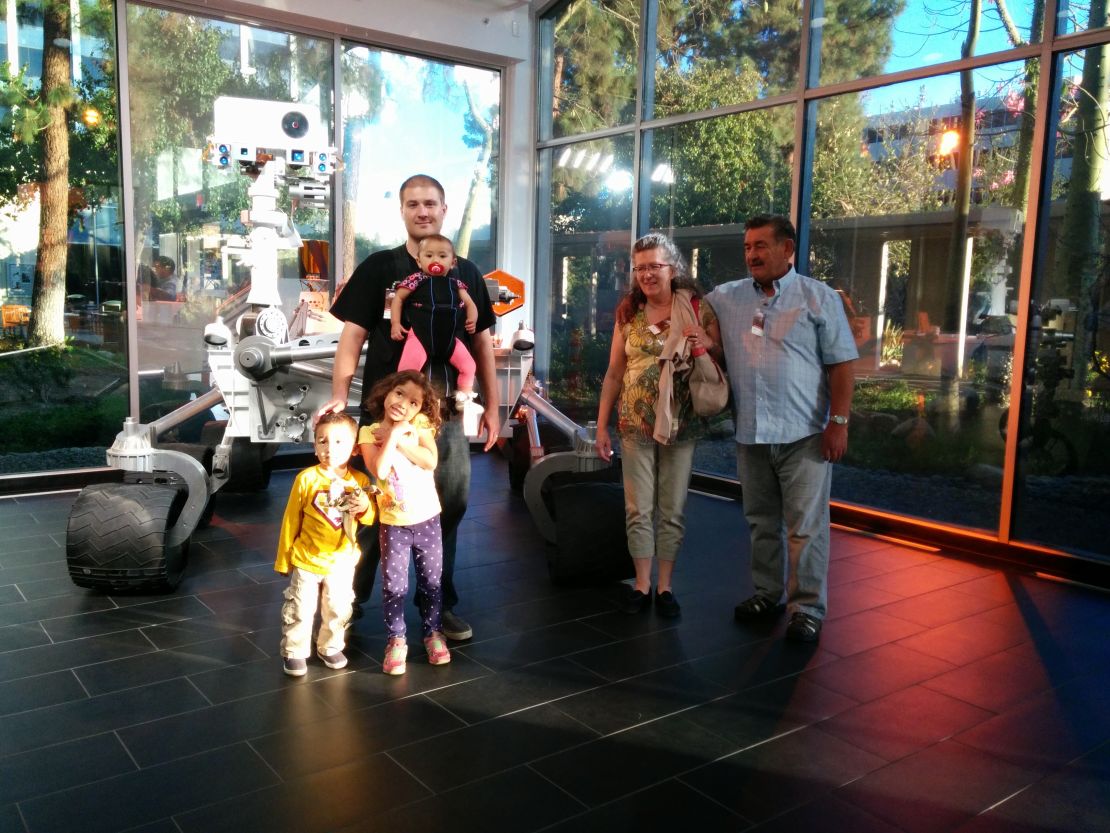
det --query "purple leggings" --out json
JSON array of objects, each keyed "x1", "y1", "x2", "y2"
[{"x1": 379, "y1": 515, "x2": 444, "y2": 639}]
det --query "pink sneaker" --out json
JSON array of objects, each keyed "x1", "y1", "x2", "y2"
[
  {"x1": 424, "y1": 632, "x2": 452, "y2": 666},
  {"x1": 383, "y1": 637, "x2": 407, "y2": 675}
]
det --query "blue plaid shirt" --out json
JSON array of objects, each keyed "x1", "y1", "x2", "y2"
[{"x1": 705, "y1": 268, "x2": 858, "y2": 445}]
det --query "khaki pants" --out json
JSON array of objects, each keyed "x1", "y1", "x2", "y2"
[
  {"x1": 280, "y1": 561, "x2": 356, "y2": 659},
  {"x1": 620, "y1": 439, "x2": 697, "y2": 562}
]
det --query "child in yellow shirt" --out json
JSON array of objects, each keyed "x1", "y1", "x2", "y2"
[{"x1": 275, "y1": 412, "x2": 374, "y2": 677}]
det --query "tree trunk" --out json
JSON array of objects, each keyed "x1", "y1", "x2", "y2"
[
  {"x1": 455, "y1": 84, "x2": 493, "y2": 260},
  {"x1": 1055, "y1": 9, "x2": 1110, "y2": 391},
  {"x1": 28, "y1": 1, "x2": 72, "y2": 348},
  {"x1": 943, "y1": 0, "x2": 980, "y2": 334}
]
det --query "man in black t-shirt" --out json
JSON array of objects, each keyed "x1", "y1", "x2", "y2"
[{"x1": 317, "y1": 174, "x2": 500, "y2": 641}]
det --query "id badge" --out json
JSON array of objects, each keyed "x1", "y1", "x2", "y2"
[{"x1": 751, "y1": 310, "x2": 765, "y2": 337}]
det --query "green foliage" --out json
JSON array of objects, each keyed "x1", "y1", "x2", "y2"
[
  {"x1": 0, "y1": 391, "x2": 127, "y2": 452},
  {"x1": 0, "y1": 345, "x2": 75, "y2": 404},
  {"x1": 853, "y1": 379, "x2": 919, "y2": 411}
]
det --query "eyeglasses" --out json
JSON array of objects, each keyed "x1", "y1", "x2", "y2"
[{"x1": 631, "y1": 263, "x2": 672, "y2": 276}]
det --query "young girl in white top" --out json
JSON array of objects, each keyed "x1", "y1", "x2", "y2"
[{"x1": 359, "y1": 370, "x2": 450, "y2": 675}]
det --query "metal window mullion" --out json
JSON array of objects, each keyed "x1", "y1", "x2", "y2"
[
  {"x1": 332, "y1": 35, "x2": 344, "y2": 292},
  {"x1": 630, "y1": 0, "x2": 655, "y2": 241},
  {"x1": 116, "y1": 1, "x2": 140, "y2": 421},
  {"x1": 793, "y1": 0, "x2": 816, "y2": 266},
  {"x1": 998, "y1": 0, "x2": 1058, "y2": 543}
]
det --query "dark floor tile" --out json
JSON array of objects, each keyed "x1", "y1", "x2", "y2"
[
  {"x1": 824, "y1": 582, "x2": 905, "y2": 619},
  {"x1": 533, "y1": 712, "x2": 737, "y2": 806},
  {"x1": 140, "y1": 612, "x2": 259, "y2": 650},
  {"x1": 818, "y1": 608, "x2": 926, "y2": 657},
  {"x1": 954, "y1": 740, "x2": 1110, "y2": 833},
  {"x1": 0, "y1": 561, "x2": 68, "y2": 588},
  {"x1": 553, "y1": 662, "x2": 731, "y2": 736},
  {"x1": 860, "y1": 563, "x2": 975, "y2": 598},
  {"x1": 192, "y1": 580, "x2": 283, "y2": 615},
  {"x1": 685, "y1": 637, "x2": 835, "y2": 694},
  {"x1": 18, "y1": 743, "x2": 278, "y2": 833},
  {"x1": 820, "y1": 684, "x2": 994, "y2": 762},
  {"x1": 0, "y1": 586, "x2": 23, "y2": 606},
  {"x1": 836, "y1": 739, "x2": 1045, "y2": 833},
  {"x1": 877, "y1": 583, "x2": 1009, "y2": 628},
  {"x1": 485, "y1": 588, "x2": 617, "y2": 632},
  {"x1": 679, "y1": 724, "x2": 886, "y2": 824},
  {"x1": 40, "y1": 595, "x2": 213, "y2": 643},
  {"x1": 0, "y1": 733, "x2": 135, "y2": 805},
  {"x1": 684, "y1": 675, "x2": 858, "y2": 749},
  {"x1": 570, "y1": 611, "x2": 755, "y2": 683},
  {"x1": 0, "y1": 677, "x2": 208, "y2": 757},
  {"x1": 894, "y1": 611, "x2": 1029, "y2": 666},
  {"x1": 175, "y1": 750, "x2": 429, "y2": 833},
  {"x1": 74, "y1": 634, "x2": 268, "y2": 695},
  {"x1": 922, "y1": 645, "x2": 1058, "y2": 712},
  {"x1": 453, "y1": 620, "x2": 614, "y2": 672},
  {"x1": 826, "y1": 558, "x2": 889, "y2": 587},
  {"x1": 0, "y1": 629, "x2": 156, "y2": 684},
  {"x1": 10, "y1": 577, "x2": 72, "y2": 602},
  {"x1": 535, "y1": 778, "x2": 743, "y2": 833},
  {"x1": 428, "y1": 656, "x2": 605, "y2": 724},
  {"x1": 0, "y1": 543, "x2": 64, "y2": 570},
  {"x1": 0, "y1": 802, "x2": 25, "y2": 833},
  {"x1": 251, "y1": 694, "x2": 465, "y2": 778},
  {"x1": 390, "y1": 703, "x2": 598, "y2": 793},
  {"x1": 0, "y1": 623, "x2": 49, "y2": 655},
  {"x1": 118, "y1": 681, "x2": 336, "y2": 767},
  {"x1": 844, "y1": 545, "x2": 944, "y2": 573},
  {"x1": 801, "y1": 643, "x2": 956, "y2": 703},
  {"x1": 0, "y1": 593, "x2": 118, "y2": 629},
  {"x1": 351, "y1": 764, "x2": 585, "y2": 833},
  {"x1": 746, "y1": 792, "x2": 903, "y2": 833},
  {"x1": 954, "y1": 669, "x2": 1110, "y2": 770},
  {"x1": 0, "y1": 670, "x2": 86, "y2": 718}
]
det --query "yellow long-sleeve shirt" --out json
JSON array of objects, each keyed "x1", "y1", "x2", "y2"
[{"x1": 274, "y1": 465, "x2": 375, "y2": 576}]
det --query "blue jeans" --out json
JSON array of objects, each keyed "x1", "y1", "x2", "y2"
[
  {"x1": 354, "y1": 416, "x2": 468, "y2": 612},
  {"x1": 736, "y1": 434, "x2": 831, "y2": 619}
]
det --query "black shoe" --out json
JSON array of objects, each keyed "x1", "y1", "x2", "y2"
[
  {"x1": 619, "y1": 587, "x2": 651, "y2": 614},
  {"x1": 785, "y1": 611, "x2": 822, "y2": 643},
  {"x1": 654, "y1": 590, "x2": 681, "y2": 618},
  {"x1": 441, "y1": 610, "x2": 473, "y2": 641},
  {"x1": 734, "y1": 594, "x2": 785, "y2": 622}
]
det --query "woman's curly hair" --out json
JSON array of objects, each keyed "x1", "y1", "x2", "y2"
[{"x1": 615, "y1": 232, "x2": 702, "y2": 325}]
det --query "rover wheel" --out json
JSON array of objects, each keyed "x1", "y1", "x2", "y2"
[{"x1": 66, "y1": 483, "x2": 190, "y2": 592}]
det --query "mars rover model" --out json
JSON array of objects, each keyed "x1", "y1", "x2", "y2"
[{"x1": 64, "y1": 98, "x2": 605, "y2": 592}]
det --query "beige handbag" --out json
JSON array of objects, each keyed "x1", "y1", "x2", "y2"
[
  {"x1": 687, "y1": 297, "x2": 729, "y2": 417},
  {"x1": 688, "y1": 350, "x2": 729, "y2": 416}
]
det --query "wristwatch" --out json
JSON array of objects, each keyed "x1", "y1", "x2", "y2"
[{"x1": 829, "y1": 414, "x2": 849, "y2": 425}]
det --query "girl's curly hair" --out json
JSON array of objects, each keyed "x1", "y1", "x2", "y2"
[{"x1": 362, "y1": 370, "x2": 442, "y2": 433}]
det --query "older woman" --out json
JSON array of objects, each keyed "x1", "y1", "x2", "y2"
[{"x1": 595, "y1": 233, "x2": 722, "y2": 617}]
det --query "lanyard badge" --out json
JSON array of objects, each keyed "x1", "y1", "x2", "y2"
[{"x1": 751, "y1": 309, "x2": 765, "y2": 337}]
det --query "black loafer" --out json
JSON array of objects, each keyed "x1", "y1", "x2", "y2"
[
  {"x1": 619, "y1": 588, "x2": 651, "y2": 614},
  {"x1": 654, "y1": 590, "x2": 681, "y2": 618},
  {"x1": 734, "y1": 594, "x2": 785, "y2": 622},
  {"x1": 785, "y1": 611, "x2": 823, "y2": 643}
]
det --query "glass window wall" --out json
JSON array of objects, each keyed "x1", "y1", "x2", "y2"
[
  {"x1": 807, "y1": 61, "x2": 1037, "y2": 531},
  {"x1": 810, "y1": 0, "x2": 1041, "y2": 86},
  {"x1": 125, "y1": 6, "x2": 334, "y2": 428},
  {"x1": 650, "y1": 0, "x2": 801, "y2": 118},
  {"x1": 538, "y1": 135, "x2": 635, "y2": 421},
  {"x1": 1011, "y1": 46, "x2": 1110, "y2": 555},
  {"x1": 539, "y1": 0, "x2": 640, "y2": 141},
  {"x1": 0, "y1": 0, "x2": 124, "y2": 475},
  {"x1": 536, "y1": 0, "x2": 1110, "y2": 565},
  {"x1": 340, "y1": 44, "x2": 500, "y2": 280}
]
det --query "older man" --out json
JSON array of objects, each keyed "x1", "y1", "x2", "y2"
[{"x1": 705, "y1": 215, "x2": 857, "y2": 642}]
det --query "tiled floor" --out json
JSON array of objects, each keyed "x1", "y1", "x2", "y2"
[{"x1": 2, "y1": 452, "x2": 1109, "y2": 833}]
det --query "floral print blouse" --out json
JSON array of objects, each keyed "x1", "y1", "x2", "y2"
[{"x1": 617, "y1": 301, "x2": 718, "y2": 445}]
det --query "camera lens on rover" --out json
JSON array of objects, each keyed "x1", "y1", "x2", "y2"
[{"x1": 281, "y1": 110, "x2": 309, "y2": 139}]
